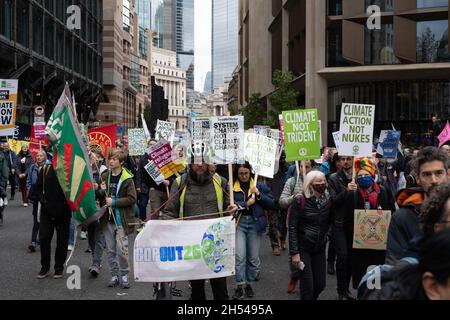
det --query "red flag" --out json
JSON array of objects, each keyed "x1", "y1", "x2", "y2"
[
  {"x1": 88, "y1": 124, "x2": 117, "y2": 157},
  {"x1": 438, "y1": 121, "x2": 450, "y2": 148}
]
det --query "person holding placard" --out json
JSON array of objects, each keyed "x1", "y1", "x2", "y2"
[
  {"x1": 288, "y1": 170, "x2": 333, "y2": 300},
  {"x1": 344, "y1": 158, "x2": 396, "y2": 289},
  {"x1": 232, "y1": 162, "x2": 275, "y2": 300}
]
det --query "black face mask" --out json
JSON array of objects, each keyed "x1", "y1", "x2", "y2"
[{"x1": 189, "y1": 167, "x2": 210, "y2": 184}]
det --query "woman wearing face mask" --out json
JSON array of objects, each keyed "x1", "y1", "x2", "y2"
[
  {"x1": 345, "y1": 157, "x2": 396, "y2": 289},
  {"x1": 288, "y1": 170, "x2": 333, "y2": 300}
]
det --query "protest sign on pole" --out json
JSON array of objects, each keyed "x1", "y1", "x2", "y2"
[
  {"x1": 155, "y1": 120, "x2": 176, "y2": 146},
  {"x1": 279, "y1": 114, "x2": 285, "y2": 145},
  {"x1": 0, "y1": 79, "x2": 18, "y2": 137},
  {"x1": 282, "y1": 109, "x2": 321, "y2": 161},
  {"x1": 33, "y1": 105, "x2": 46, "y2": 139},
  {"x1": 332, "y1": 131, "x2": 341, "y2": 152},
  {"x1": 141, "y1": 113, "x2": 151, "y2": 141},
  {"x1": 377, "y1": 130, "x2": 401, "y2": 159},
  {"x1": 191, "y1": 117, "x2": 211, "y2": 143},
  {"x1": 134, "y1": 216, "x2": 235, "y2": 282},
  {"x1": 211, "y1": 116, "x2": 245, "y2": 165},
  {"x1": 144, "y1": 160, "x2": 165, "y2": 186},
  {"x1": 339, "y1": 103, "x2": 375, "y2": 157},
  {"x1": 438, "y1": 121, "x2": 450, "y2": 148},
  {"x1": 148, "y1": 141, "x2": 185, "y2": 179},
  {"x1": 244, "y1": 133, "x2": 277, "y2": 179},
  {"x1": 127, "y1": 128, "x2": 147, "y2": 156}
]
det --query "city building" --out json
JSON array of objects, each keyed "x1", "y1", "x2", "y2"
[
  {"x1": 99, "y1": 0, "x2": 152, "y2": 131},
  {"x1": 152, "y1": 46, "x2": 188, "y2": 131},
  {"x1": 203, "y1": 71, "x2": 212, "y2": 94},
  {"x1": 0, "y1": 0, "x2": 103, "y2": 124},
  {"x1": 150, "y1": 0, "x2": 195, "y2": 90},
  {"x1": 238, "y1": 0, "x2": 450, "y2": 146},
  {"x1": 227, "y1": 65, "x2": 240, "y2": 115},
  {"x1": 212, "y1": 0, "x2": 238, "y2": 91},
  {"x1": 206, "y1": 82, "x2": 230, "y2": 117},
  {"x1": 187, "y1": 89, "x2": 208, "y2": 115}
]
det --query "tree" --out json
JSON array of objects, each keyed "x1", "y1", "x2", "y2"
[
  {"x1": 267, "y1": 70, "x2": 300, "y2": 127},
  {"x1": 417, "y1": 27, "x2": 439, "y2": 63},
  {"x1": 242, "y1": 93, "x2": 270, "y2": 129}
]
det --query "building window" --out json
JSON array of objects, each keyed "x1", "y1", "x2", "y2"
[
  {"x1": 365, "y1": 23, "x2": 400, "y2": 65},
  {"x1": 417, "y1": 0, "x2": 448, "y2": 8},
  {"x1": 417, "y1": 20, "x2": 450, "y2": 63},
  {"x1": 1, "y1": 0, "x2": 14, "y2": 39},
  {"x1": 33, "y1": 6, "x2": 43, "y2": 54}
]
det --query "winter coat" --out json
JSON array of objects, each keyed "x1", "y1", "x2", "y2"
[
  {"x1": 16, "y1": 151, "x2": 33, "y2": 175},
  {"x1": 234, "y1": 179, "x2": 276, "y2": 235},
  {"x1": 385, "y1": 188, "x2": 424, "y2": 265},
  {"x1": 3, "y1": 150, "x2": 17, "y2": 172},
  {"x1": 328, "y1": 170, "x2": 352, "y2": 225},
  {"x1": 0, "y1": 152, "x2": 9, "y2": 190},
  {"x1": 342, "y1": 185, "x2": 396, "y2": 289},
  {"x1": 98, "y1": 168, "x2": 137, "y2": 235},
  {"x1": 266, "y1": 163, "x2": 289, "y2": 203},
  {"x1": 136, "y1": 153, "x2": 166, "y2": 194},
  {"x1": 162, "y1": 172, "x2": 230, "y2": 220},
  {"x1": 26, "y1": 161, "x2": 49, "y2": 201},
  {"x1": 289, "y1": 193, "x2": 333, "y2": 254},
  {"x1": 279, "y1": 176, "x2": 303, "y2": 210},
  {"x1": 35, "y1": 164, "x2": 72, "y2": 221}
]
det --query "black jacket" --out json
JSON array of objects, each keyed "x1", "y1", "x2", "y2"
[
  {"x1": 136, "y1": 154, "x2": 166, "y2": 194},
  {"x1": 266, "y1": 162, "x2": 289, "y2": 205},
  {"x1": 16, "y1": 151, "x2": 33, "y2": 175},
  {"x1": 36, "y1": 164, "x2": 71, "y2": 220},
  {"x1": 289, "y1": 194, "x2": 333, "y2": 254},
  {"x1": 386, "y1": 188, "x2": 424, "y2": 265},
  {"x1": 328, "y1": 170, "x2": 351, "y2": 224}
]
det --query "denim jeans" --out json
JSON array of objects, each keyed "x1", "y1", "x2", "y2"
[
  {"x1": 235, "y1": 215, "x2": 262, "y2": 285},
  {"x1": 68, "y1": 216, "x2": 75, "y2": 246},
  {"x1": 87, "y1": 222, "x2": 106, "y2": 269},
  {"x1": 103, "y1": 222, "x2": 129, "y2": 277}
]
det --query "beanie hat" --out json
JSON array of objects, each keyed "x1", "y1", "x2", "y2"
[{"x1": 354, "y1": 157, "x2": 376, "y2": 178}]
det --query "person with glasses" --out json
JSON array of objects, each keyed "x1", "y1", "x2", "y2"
[
  {"x1": 345, "y1": 157, "x2": 396, "y2": 290},
  {"x1": 386, "y1": 147, "x2": 450, "y2": 265},
  {"x1": 231, "y1": 162, "x2": 275, "y2": 300}
]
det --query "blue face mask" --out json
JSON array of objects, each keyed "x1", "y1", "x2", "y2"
[{"x1": 357, "y1": 176, "x2": 374, "y2": 189}]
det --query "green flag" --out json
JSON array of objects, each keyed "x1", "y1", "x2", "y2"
[
  {"x1": 45, "y1": 84, "x2": 98, "y2": 225},
  {"x1": 282, "y1": 109, "x2": 321, "y2": 161}
]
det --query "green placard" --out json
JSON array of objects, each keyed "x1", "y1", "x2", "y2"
[{"x1": 282, "y1": 109, "x2": 321, "y2": 161}]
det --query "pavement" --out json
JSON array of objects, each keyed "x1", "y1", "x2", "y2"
[{"x1": 0, "y1": 195, "x2": 351, "y2": 300}]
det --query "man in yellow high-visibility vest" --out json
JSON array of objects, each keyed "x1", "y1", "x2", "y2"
[{"x1": 162, "y1": 161, "x2": 238, "y2": 300}]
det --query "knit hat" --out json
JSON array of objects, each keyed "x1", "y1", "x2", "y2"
[{"x1": 354, "y1": 157, "x2": 376, "y2": 178}]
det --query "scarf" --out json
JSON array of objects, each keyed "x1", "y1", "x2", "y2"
[{"x1": 359, "y1": 182, "x2": 380, "y2": 209}]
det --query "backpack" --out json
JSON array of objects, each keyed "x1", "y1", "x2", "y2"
[{"x1": 357, "y1": 257, "x2": 418, "y2": 300}]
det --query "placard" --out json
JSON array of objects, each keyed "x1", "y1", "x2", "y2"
[{"x1": 353, "y1": 209, "x2": 392, "y2": 251}]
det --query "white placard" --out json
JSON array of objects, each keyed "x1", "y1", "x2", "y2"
[
  {"x1": 155, "y1": 120, "x2": 176, "y2": 145},
  {"x1": 244, "y1": 133, "x2": 277, "y2": 178},
  {"x1": 211, "y1": 116, "x2": 245, "y2": 164}
]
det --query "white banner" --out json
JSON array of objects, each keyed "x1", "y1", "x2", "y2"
[
  {"x1": 155, "y1": 120, "x2": 176, "y2": 145},
  {"x1": 211, "y1": 116, "x2": 245, "y2": 164},
  {"x1": 134, "y1": 217, "x2": 235, "y2": 282},
  {"x1": 244, "y1": 133, "x2": 277, "y2": 178},
  {"x1": 339, "y1": 103, "x2": 375, "y2": 157},
  {"x1": 192, "y1": 117, "x2": 211, "y2": 143},
  {"x1": 332, "y1": 131, "x2": 341, "y2": 152}
]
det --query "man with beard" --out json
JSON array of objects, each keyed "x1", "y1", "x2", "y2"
[
  {"x1": 328, "y1": 155, "x2": 355, "y2": 300},
  {"x1": 162, "y1": 157, "x2": 238, "y2": 300},
  {"x1": 386, "y1": 147, "x2": 450, "y2": 264}
]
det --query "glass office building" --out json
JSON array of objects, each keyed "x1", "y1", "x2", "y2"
[
  {"x1": 175, "y1": 0, "x2": 195, "y2": 89},
  {"x1": 212, "y1": 0, "x2": 238, "y2": 91}
]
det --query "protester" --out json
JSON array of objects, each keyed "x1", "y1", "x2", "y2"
[
  {"x1": 359, "y1": 229, "x2": 450, "y2": 300},
  {"x1": 26, "y1": 150, "x2": 49, "y2": 252},
  {"x1": 35, "y1": 161, "x2": 72, "y2": 279},
  {"x1": 136, "y1": 139, "x2": 170, "y2": 221},
  {"x1": 2, "y1": 142, "x2": 17, "y2": 200},
  {"x1": 279, "y1": 160, "x2": 314, "y2": 294},
  {"x1": 98, "y1": 149, "x2": 137, "y2": 288},
  {"x1": 431, "y1": 115, "x2": 444, "y2": 147},
  {"x1": 16, "y1": 144, "x2": 33, "y2": 207},
  {"x1": 345, "y1": 157, "x2": 396, "y2": 289},
  {"x1": 386, "y1": 147, "x2": 450, "y2": 264},
  {"x1": 231, "y1": 162, "x2": 275, "y2": 300},
  {"x1": 440, "y1": 144, "x2": 450, "y2": 158},
  {"x1": 288, "y1": 170, "x2": 333, "y2": 300},
  {"x1": 0, "y1": 149, "x2": 9, "y2": 226},
  {"x1": 87, "y1": 152, "x2": 107, "y2": 277},
  {"x1": 328, "y1": 155, "x2": 355, "y2": 300},
  {"x1": 421, "y1": 182, "x2": 450, "y2": 238},
  {"x1": 266, "y1": 151, "x2": 289, "y2": 256},
  {"x1": 162, "y1": 157, "x2": 237, "y2": 300}
]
